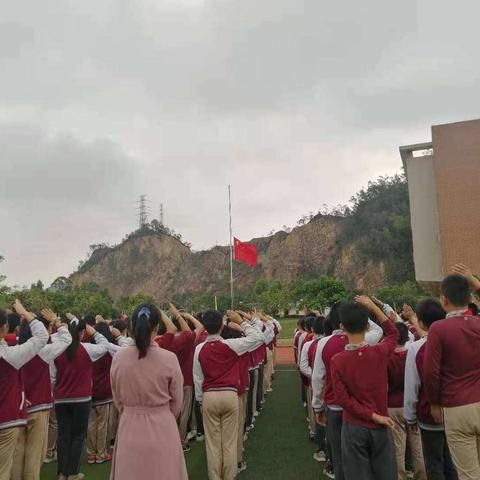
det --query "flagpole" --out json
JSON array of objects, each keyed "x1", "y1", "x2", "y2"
[{"x1": 228, "y1": 185, "x2": 234, "y2": 309}]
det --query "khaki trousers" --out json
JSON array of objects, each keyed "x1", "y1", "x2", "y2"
[
  {"x1": 263, "y1": 349, "x2": 273, "y2": 394},
  {"x1": 203, "y1": 391, "x2": 239, "y2": 480},
  {"x1": 252, "y1": 369, "x2": 259, "y2": 416},
  {"x1": 444, "y1": 401, "x2": 480, "y2": 480},
  {"x1": 389, "y1": 407, "x2": 426, "y2": 480},
  {"x1": 86, "y1": 403, "x2": 110, "y2": 458},
  {"x1": 45, "y1": 407, "x2": 57, "y2": 459},
  {"x1": 108, "y1": 403, "x2": 119, "y2": 446},
  {"x1": 11, "y1": 410, "x2": 49, "y2": 480},
  {"x1": 237, "y1": 393, "x2": 247, "y2": 462},
  {"x1": 272, "y1": 346, "x2": 276, "y2": 375},
  {"x1": 178, "y1": 385, "x2": 193, "y2": 443},
  {"x1": 307, "y1": 385, "x2": 316, "y2": 436},
  {"x1": 0, "y1": 426, "x2": 20, "y2": 480}
]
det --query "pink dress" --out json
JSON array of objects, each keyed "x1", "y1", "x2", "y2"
[{"x1": 110, "y1": 343, "x2": 187, "y2": 480}]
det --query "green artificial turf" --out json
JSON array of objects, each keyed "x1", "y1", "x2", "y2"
[
  {"x1": 41, "y1": 367, "x2": 325, "y2": 479},
  {"x1": 278, "y1": 318, "x2": 298, "y2": 340}
]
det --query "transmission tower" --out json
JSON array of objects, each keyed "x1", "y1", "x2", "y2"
[
  {"x1": 159, "y1": 202, "x2": 164, "y2": 226},
  {"x1": 137, "y1": 195, "x2": 149, "y2": 228}
]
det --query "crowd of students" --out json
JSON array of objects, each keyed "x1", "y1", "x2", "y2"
[
  {"x1": 0, "y1": 299, "x2": 281, "y2": 480},
  {"x1": 2, "y1": 262, "x2": 480, "y2": 480},
  {"x1": 294, "y1": 262, "x2": 480, "y2": 480}
]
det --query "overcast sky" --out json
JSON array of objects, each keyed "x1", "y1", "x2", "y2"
[{"x1": 1, "y1": 0, "x2": 479, "y2": 287}]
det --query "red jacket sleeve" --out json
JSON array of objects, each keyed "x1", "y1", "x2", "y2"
[
  {"x1": 377, "y1": 320, "x2": 399, "y2": 357},
  {"x1": 331, "y1": 357, "x2": 375, "y2": 422},
  {"x1": 423, "y1": 322, "x2": 443, "y2": 404}
]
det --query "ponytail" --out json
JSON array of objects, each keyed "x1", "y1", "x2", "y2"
[
  {"x1": 132, "y1": 304, "x2": 160, "y2": 359},
  {"x1": 66, "y1": 317, "x2": 86, "y2": 361}
]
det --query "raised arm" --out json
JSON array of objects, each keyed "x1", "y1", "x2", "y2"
[
  {"x1": 356, "y1": 296, "x2": 396, "y2": 348},
  {"x1": 182, "y1": 313, "x2": 204, "y2": 335},
  {"x1": 82, "y1": 324, "x2": 108, "y2": 361},
  {"x1": 452, "y1": 263, "x2": 480, "y2": 295},
  {"x1": 170, "y1": 303, "x2": 190, "y2": 332},
  {"x1": 1, "y1": 300, "x2": 49, "y2": 369},
  {"x1": 224, "y1": 311, "x2": 264, "y2": 355},
  {"x1": 38, "y1": 325, "x2": 72, "y2": 363}
]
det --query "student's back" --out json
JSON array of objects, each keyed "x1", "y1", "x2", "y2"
[
  {"x1": 332, "y1": 330, "x2": 396, "y2": 428},
  {"x1": 425, "y1": 313, "x2": 480, "y2": 407}
]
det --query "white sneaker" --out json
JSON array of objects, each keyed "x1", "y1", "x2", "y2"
[
  {"x1": 44, "y1": 454, "x2": 57, "y2": 464},
  {"x1": 196, "y1": 433, "x2": 204, "y2": 442},
  {"x1": 68, "y1": 474, "x2": 85, "y2": 480},
  {"x1": 253, "y1": 411, "x2": 260, "y2": 417},
  {"x1": 313, "y1": 450, "x2": 327, "y2": 462},
  {"x1": 186, "y1": 430, "x2": 197, "y2": 441},
  {"x1": 237, "y1": 461, "x2": 247, "y2": 473},
  {"x1": 303, "y1": 401, "x2": 307, "y2": 408}
]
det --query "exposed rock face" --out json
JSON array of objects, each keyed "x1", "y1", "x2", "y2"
[{"x1": 70, "y1": 216, "x2": 386, "y2": 301}]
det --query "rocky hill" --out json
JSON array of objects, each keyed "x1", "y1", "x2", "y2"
[
  {"x1": 70, "y1": 215, "x2": 386, "y2": 302},
  {"x1": 70, "y1": 175, "x2": 415, "y2": 302}
]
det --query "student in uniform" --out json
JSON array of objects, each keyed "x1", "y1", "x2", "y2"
[
  {"x1": 0, "y1": 300, "x2": 49, "y2": 480},
  {"x1": 331, "y1": 296, "x2": 398, "y2": 480},
  {"x1": 110, "y1": 303, "x2": 187, "y2": 480},
  {"x1": 193, "y1": 310, "x2": 264, "y2": 480},
  {"x1": 107, "y1": 319, "x2": 129, "y2": 446},
  {"x1": 86, "y1": 320, "x2": 128, "y2": 465},
  {"x1": 169, "y1": 304, "x2": 204, "y2": 452},
  {"x1": 404, "y1": 299, "x2": 458, "y2": 480},
  {"x1": 388, "y1": 322, "x2": 426, "y2": 480},
  {"x1": 261, "y1": 314, "x2": 276, "y2": 398},
  {"x1": 11, "y1": 309, "x2": 72, "y2": 480},
  {"x1": 53, "y1": 316, "x2": 114, "y2": 480},
  {"x1": 299, "y1": 315, "x2": 327, "y2": 461},
  {"x1": 312, "y1": 301, "x2": 383, "y2": 480},
  {"x1": 424, "y1": 267, "x2": 480, "y2": 480}
]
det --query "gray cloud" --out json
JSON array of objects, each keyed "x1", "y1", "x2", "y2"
[{"x1": 1, "y1": 0, "x2": 479, "y2": 286}]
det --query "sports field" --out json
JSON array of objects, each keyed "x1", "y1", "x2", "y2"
[{"x1": 41, "y1": 364, "x2": 326, "y2": 479}]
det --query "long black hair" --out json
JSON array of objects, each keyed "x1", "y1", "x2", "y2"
[
  {"x1": 18, "y1": 319, "x2": 33, "y2": 345},
  {"x1": 132, "y1": 303, "x2": 160, "y2": 359},
  {"x1": 66, "y1": 317, "x2": 86, "y2": 361}
]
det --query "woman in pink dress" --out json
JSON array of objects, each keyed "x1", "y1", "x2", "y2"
[{"x1": 110, "y1": 304, "x2": 187, "y2": 480}]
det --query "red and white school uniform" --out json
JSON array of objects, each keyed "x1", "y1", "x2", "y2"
[
  {"x1": 193, "y1": 320, "x2": 264, "y2": 480},
  {"x1": 173, "y1": 330, "x2": 196, "y2": 443},
  {"x1": 0, "y1": 320, "x2": 49, "y2": 480},
  {"x1": 388, "y1": 346, "x2": 425, "y2": 480},
  {"x1": 299, "y1": 334, "x2": 322, "y2": 435},
  {"x1": 11, "y1": 326, "x2": 72, "y2": 480}
]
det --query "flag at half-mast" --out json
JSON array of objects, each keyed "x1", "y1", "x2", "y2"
[{"x1": 234, "y1": 238, "x2": 258, "y2": 267}]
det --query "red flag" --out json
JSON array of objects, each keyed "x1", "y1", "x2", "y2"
[{"x1": 234, "y1": 238, "x2": 258, "y2": 267}]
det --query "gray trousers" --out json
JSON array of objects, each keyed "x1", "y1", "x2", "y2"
[
  {"x1": 326, "y1": 408, "x2": 345, "y2": 480},
  {"x1": 342, "y1": 421, "x2": 397, "y2": 480}
]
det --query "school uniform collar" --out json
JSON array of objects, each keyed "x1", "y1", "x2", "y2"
[
  {"x1": 206, "y1": 334, "x2": 222, "y2": 342},
  {"x1": 332, "y1": 329, "x2": 344, "y2": 336},
  {"x1": 446, "y1": 309, "x2": 469, "y2": 318},
  {"x1": 345, "y1": 341, "x2": 366, "y2": 351}
]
